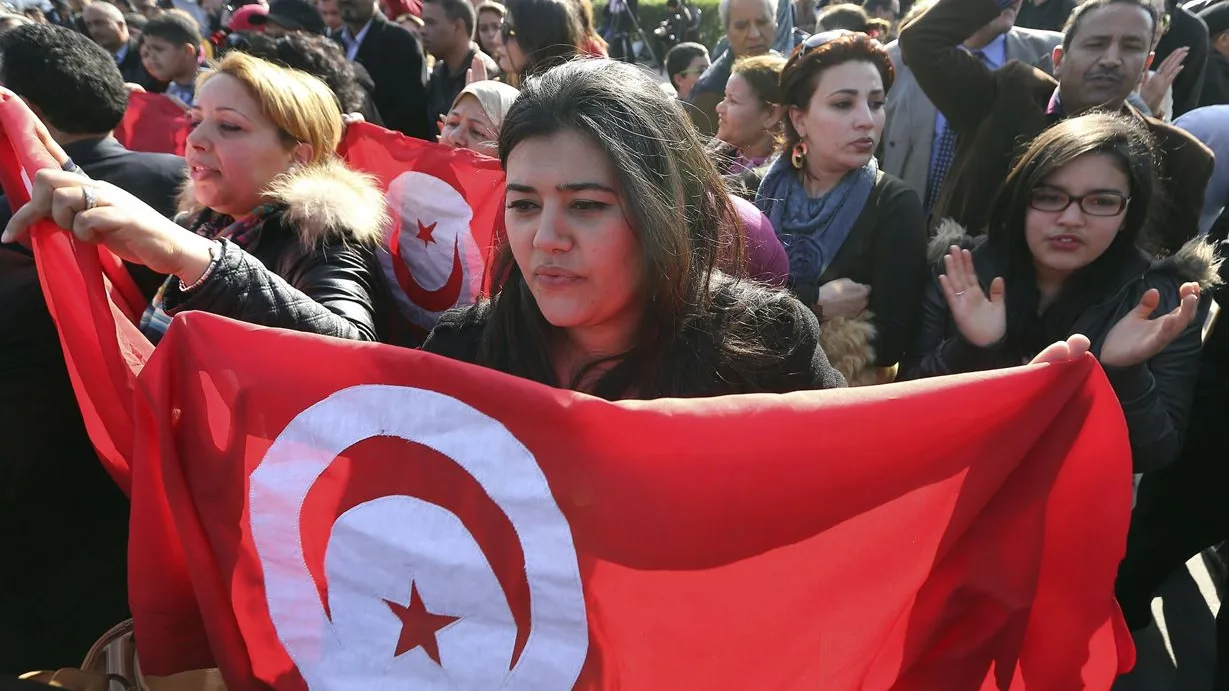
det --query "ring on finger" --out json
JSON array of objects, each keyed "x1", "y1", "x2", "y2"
[{"x1": 81, "y1": 186, "x2": 97, "y2": 212}]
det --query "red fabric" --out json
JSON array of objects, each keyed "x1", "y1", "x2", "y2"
[
  {"x1": 125, "y1": 315, "x2": 1136, "y2": 690},
  {"x1": 9, "y1": 93, "x2": 1138, "y2": 690},
  {"x1": 115, "y1": 91, "x2": 190, "y2": 157},
  {"x1": 0, "y1": 94, "x2": 154, "y2": 493},
  {"x1": 337, "y1": 123, "x2": 505, "y2": 338}
]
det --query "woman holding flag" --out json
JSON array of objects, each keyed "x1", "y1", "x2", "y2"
[{"x1": 3, "y1": 51, "x2": 390, "y2": 343}]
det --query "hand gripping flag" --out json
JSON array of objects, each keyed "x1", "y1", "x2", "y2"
[{"x1": 338, "y1": 123, "x2": 505, "y2": 339}]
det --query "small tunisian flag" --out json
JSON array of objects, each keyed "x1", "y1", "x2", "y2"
[
  {"x1": 338, "y1": 123, "x2": 505, "y2": 336},
  {"x1": 114, "y1": 91, "x2": 190, "y2": 157}
]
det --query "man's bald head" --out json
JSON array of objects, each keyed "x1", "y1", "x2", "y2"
[{"x1": 84, "y1": 1, "x2": 128, "y2": 51}]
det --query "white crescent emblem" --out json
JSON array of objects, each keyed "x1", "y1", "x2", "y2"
[{"x1": 249, "y1": 384, "x2": 589, "y2": 689}]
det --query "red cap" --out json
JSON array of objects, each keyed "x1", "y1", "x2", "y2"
[{"x1": 228, "y1": 5, "x2": 269, "y2": 32}]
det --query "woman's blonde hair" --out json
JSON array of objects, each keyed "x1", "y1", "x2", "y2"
[{"x1": 196, "y1": 52, "x2": 342, "y2": 166}]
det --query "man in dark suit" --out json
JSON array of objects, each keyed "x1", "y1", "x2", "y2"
[
  {"x1": 82, "y1": 1, "x2": 164, "y2": 91},
  {"x1": 900, "y1": 0, "x2": 1213, "y2": 254},
  {"x1": 0, "y1": 24, "x2": 186, "y2": 671},
  {"x1": 337, "y1": 0, "x2": 431, "y2": 139}
]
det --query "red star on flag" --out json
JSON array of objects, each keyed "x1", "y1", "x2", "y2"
[
  {"x1": 384, "y1": 582, "x2": 460, "y2": 664},
  {"x1": 415, "y1": 220, "x2": 438, "y2": 245}
]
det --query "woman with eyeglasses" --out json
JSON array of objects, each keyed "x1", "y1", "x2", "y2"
[
  {"x1": 754, "y1": 30, "x2": 927, "y2": 385},
  {"x1": 492, "y1": 0, "x2": 583, "y2": 84},
  {"x1": 905, "y1": 113, "x2": 1217, "y2": 473}
]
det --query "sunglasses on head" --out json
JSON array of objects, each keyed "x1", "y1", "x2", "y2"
[{"x1": 800, "y1": 28, "x2": 854, "y2": 52}]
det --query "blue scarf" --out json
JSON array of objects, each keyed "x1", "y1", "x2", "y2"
[{"x1": 754, "y1": 154, "x2": 878, "y2": 298}]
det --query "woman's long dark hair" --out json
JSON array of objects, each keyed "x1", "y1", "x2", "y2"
[
  {"x1": 475, "y1": 58, "x2": 787, "y2": 399},
  {"x1": 985, "y1": 112, "x2": 1162, "y2": 354},
  {"x1": 503, "y1": 0, "x2": 583, "y2": 78}
]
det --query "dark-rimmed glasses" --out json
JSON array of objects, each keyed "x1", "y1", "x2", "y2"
[{"x1": 1028, "y1": 188, "x2": 1130, "y2": 217}]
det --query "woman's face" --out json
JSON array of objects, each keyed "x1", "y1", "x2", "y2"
[
  {"x1": 185, "y1": 74, "x2": 303, "y2": 216},
  {"x1": 505, "y1": 129, "x2": 646, "y2": 341},
  {"x1": 477, "y1": 9, "x2": 502, "y2": 54},
  {"x1": 789, "y1": 60, "x2": 885, "y2": 174},
  {"x1": 1025, "y1": 152, "x2": 1130, "y2": 276},
  {"x1": 439, "y1": 95, "x2": 499, "y2": 157},
  {"x1": 715, "y1": 73, "x2": 778, "y2": 151},
  {"x1": 494, "y1": 20, "x2": 525, "y2": 74}
]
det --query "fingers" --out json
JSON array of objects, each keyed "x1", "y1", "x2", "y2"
[
  {"x1": 2, "y1": 169, "x2": 102, "y2": 243},
  {"x1": 1028, "y1": 334, "x2": 1091, "y2": 366},
  {"x1": 988, "y1": 276, "x2": 1005, "y2": 304},
  {"x1": 1134, "y1": 288, "x2": 1161, "y2": 318},
  {"x1": 1179, "y1": 281, "x2": 1201, "y2": 300},
  {"x1": 1066, "y1": 334, "x2": 1091, "y2": 360}
]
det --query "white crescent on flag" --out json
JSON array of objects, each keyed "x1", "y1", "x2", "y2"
[
  {"x1": 248, "y1": 384, "x2": 589, "y2": 690},
  {"x1": 379, "y1": 172, "x2": 488, "y2": 332}
]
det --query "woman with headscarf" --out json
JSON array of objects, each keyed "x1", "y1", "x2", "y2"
[{"x1": 438, "y1": 80, "x2": 519, "y2": 157}]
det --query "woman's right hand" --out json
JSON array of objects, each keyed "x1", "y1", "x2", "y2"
[
  {"x1": 817, "y1": 278, "x2": 870, "y2": 319},
  {"x1": 2, "y1": 169, "x2": 217, "y2": 282},
  {"x1": 939, "y1": 245, "x2": 1006, "y2": 348}
]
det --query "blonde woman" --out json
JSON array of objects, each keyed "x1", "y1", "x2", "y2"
[{"x1": 4, "y1": 52, "x2": 391, "y2": 342}]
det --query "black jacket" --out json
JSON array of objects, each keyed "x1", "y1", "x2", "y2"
[
  {"x1": 162, "y1": 159, "x2": 391, "y2": 342},
  {"x1": 421, "y1": 275, "x2": 848, "y2": 397},
  {"x1": 0, "y1": 247, "x2": 131, "y2": 673},
  {"x1": 903, "y1": 224, "x2": 1221, "y2": 473},
  {"x1": 1155, "y1": 7, "x2": 1211, "y2": 118},
  {"x1": 350, "y1": 14, "x2": 431, "y2": 140},
  {"x1": 117, "y1": 38, "x2": 164, "y2": 93},
  {"x1": 1202, "y1": 51, "x2": 1229, "y2": 107}
]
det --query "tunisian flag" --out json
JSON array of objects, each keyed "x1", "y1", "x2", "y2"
[
  {"x1": 338, "y1": 123, "x2": 505, "y2": 336},
  {"x1": 114, "y1": 91, "x2": 190, "y2": 157},
  {"x1": 10, "y1": 93, "x2": 1136, "y2": 689}
]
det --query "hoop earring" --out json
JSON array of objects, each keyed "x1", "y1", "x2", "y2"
[{"x1": 791, "y1": 141, "x2": 808, "y2": 169}]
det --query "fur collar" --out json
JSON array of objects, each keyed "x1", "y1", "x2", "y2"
[
  {"x1": 926, "y1": 218, "x2": 1223, "y2": 290},
  {"x1": 177, "y1": 158, "x2": 389, "y2": 247}
]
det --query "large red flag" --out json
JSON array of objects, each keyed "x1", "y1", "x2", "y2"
[
  {"x1": 338, "y1": 123, "x2": 505, "y2": 338},
  {"x1": 0, "y1": 93, "x2": 152, "y2": 492},
  {"x1": 126, "y1": 312, "x2": 1135, "y2": 690},
  {"x1": 114, "y1": 91, "x2": 190, "y2": 157}
]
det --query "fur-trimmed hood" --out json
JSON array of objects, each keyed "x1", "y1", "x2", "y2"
[
  {"x1": 177, "y1": 158, "x2": 389, "y2": 247},
  {"x1": 926, "y1": 218, "x2": 1223, "y2": 290}
]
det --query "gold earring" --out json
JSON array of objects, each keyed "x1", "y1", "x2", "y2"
[{"x1": 791, "y1": 141, "x2": 808, "y2": 169}]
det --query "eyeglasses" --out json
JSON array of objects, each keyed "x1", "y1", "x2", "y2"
[{"x1": 1028, "y1": 188, "x2": 1130, "y2": 217}]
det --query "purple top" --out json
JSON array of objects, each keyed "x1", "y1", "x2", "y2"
[{"x1": 731, "y1": 194, "x2": 789, "y2": 288}]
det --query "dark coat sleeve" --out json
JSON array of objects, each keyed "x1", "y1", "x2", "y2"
[
  {"x1": 768, "y1": 295, "x2": 848, "y2": 391},
  {"x1": 373, "y1": 24, "x2": 431, "y2": 140},
  {"x1": 163, "y1": 237, "x2": 382, "y2": 341},
  {"x1": 900, "y1": 270, "x2": 1018, "y2": 379},
  {"x1": 1097, "y1": 286, "x2": 1207, "y2": 473},
  {"x1": 897, "y1": 0, "x2": 1010, "y2": 133},
  {"x1": 866, "y1": 179, "x2": 928, "y2": 367},
  {"x1": 420, "y1": 304, "x2": 487, "y2": 364}
]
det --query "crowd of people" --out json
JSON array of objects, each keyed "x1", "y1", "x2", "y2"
[{"x1": 1, "y1": 0, "x2": 1229, "y2": 683}]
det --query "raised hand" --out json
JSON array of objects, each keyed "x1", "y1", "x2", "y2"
[
  {"x1": 1100, "y1": 283, "x2": 1201, "y2": 368},
  {"x1": 817, "y1": 277, "x2": 870, "y2": 319},
  {"x1": 466, "y1": 54, "x2": 490, "y2": 85},
  {"x1": 938, "y1": 245, "x2": 1006, "y2": 347},
  {"x1": 1139, "y1": 47, "x2": 1187, "y2": 119}
]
